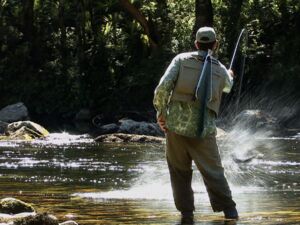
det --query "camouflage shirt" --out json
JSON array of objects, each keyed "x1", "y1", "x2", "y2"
[{"x1": 153, "y1": 50, "x2": 233, "y2": 138}]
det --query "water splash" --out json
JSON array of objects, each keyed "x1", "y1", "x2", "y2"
[
  {"x1": 73, "y1": 126, "x2": 300, "y2": 201},
  {"x1": 220, "y1": 127, "x2": 271, "y2": 179}
]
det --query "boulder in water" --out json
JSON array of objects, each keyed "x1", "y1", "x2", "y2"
[
  {"x1": 96, "y1": 123, "x2": 119, "y2": 135},
  {"x1": 118, "y1": 119, "x2": 163, "y2": 136},
  {"x1": 0, "y1": 198, "x2": 35, "y2": 214},
  {"x1": 0, "y1": 212, "x2": 36, "y2": 224},
  {"x1": 59, "y1": 221, "x2": 78, "y2": 225},
  {"x1": 93, "y1": 119, "x2": 164, "y2": 137},
  {"x1": 0, "y1": 103, "x2": 28, "y2": 123},
  {"x1": 95, "y1": 133, "x2": 165, "y2": 143},
  {"x1": 0, "y1": 121, "x2": 49, "y2": 141},
  {"x1": 0, "y1": 199, "x2": 78, "y2": 225},
  {"x1": 14, "y1": 213, "x2": 58, "y2": 225},
  {"x1": 233, "y1": 110, "x2": 280, "y2": 132}
]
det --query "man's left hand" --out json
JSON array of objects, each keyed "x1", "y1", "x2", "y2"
[{"x1": 157, "y1": 115, "x2": 168, "y2": 133}]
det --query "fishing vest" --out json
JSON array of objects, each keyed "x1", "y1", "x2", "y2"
[{"x1": 171, "y1": 54, "x2": 227, "y2": 115}]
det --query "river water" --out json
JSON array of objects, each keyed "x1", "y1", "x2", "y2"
[{"x1": 0, "y1": 132, "x2": 299, "y2": 225}]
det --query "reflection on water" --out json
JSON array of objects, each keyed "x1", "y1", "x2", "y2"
[{"x1": 0, "y1": 132, "x2": 299, "y2": 224}]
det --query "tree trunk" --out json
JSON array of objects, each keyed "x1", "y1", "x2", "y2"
[
  {"x1": 88, "y1": 1, "x2": 98, "y2": 40},
  {"x1": 222, "y1": 0, "x2": 245, "y2": 116},
  {"x1": 76, "y1": 0, "x2": 86, "y2": 75},
  {"x1": 58, "y1": 0, "x2": 67, "y2": 76},
  {"x1": 22, "y1": 0, "x2": 34, "y2": 43},
  {"x1": 192, "y1": 0, "x2": 213, "y2": 36},
  {"x1": 0, "y1": 0, "x2": 5, "y2": 62},
  {"x1": 0, "y1": 0, "x2": 5, "y2": 35},
  {"x1": 225, "y1": 0, "x2": 244, "y2": 56},
  {"x1": 119, "y1": 0, "x2": 158, "y2": 50}
]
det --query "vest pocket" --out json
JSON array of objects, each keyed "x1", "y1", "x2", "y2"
[{"x1": 211, "y1": 73, "x2": 223, "y2": 101}]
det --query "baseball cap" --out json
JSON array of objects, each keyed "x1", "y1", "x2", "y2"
[{"x1": 196, "y1": 27, "x2": 216, "y2": 43}]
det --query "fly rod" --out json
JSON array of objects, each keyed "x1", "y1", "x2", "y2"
[
  {"x1": 228, "y1": 28, "x2": 249, "y2": 113},
  {"x1": 229, "y1": 28, "x2": 248, "y2": 70}
]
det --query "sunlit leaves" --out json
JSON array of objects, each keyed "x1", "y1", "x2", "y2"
[{"x1": 0, "y1": 0, "x2": 299, "y2": 115}]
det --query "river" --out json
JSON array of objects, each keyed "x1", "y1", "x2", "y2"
[{"x1": 0, "y1": 132, "x2": 299, "y2": 225}]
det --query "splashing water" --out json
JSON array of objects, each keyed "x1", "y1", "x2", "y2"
[{"x1": 74, "y1": 127, "x2": 288, "y2": 201}]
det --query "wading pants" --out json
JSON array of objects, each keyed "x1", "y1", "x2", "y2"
[{"x1": 166, "y1": 131, "x2": 236, "y2": 212}]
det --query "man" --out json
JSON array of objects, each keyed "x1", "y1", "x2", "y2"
[{"x1": 153, "y1": 27, "x2": 238, "y2": 224}]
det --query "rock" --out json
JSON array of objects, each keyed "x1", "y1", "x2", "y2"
[
  {"x1": 96, "y1": 123, "x2": 119, "y2": 135},
  {"x1": 118, "y1": 119, "x2": 163, "y2": 136},
  {"x1": 0, "y1": 212, "x2": 36, "y2": 223},
  {"x1": 0, "y1": 103, "x2": 28, "y2": 123},
  {"x1": 14, "y1": 213, "x2": 58, "y2": 225},
  {"x1": 0, "y1": 198, "x2": 35, "y2": 215},
  {"x1": 0, "y1": 199, "x2": 79, "y2": 225},
  {"x1": 232, "y1": 152, "x2": 264, "y2": 163},
  {"x1": 233, "y1": 110, "x2": 280, "y2": 132},
  {"x1": 0, "y1": 122, "x2": 8, "y2": 134},
  {"x1": 75, "y1": 109, "x2": 91, "y2": 121},
  {"x1": 95, "y1": 128, "x2": 226, "y2": 143},
  {"x1": 95, "y1": 133, "x2": 165, "y2": 144},
  {"x1": 59, "y1": 221, "x2": 78, "y2": 225},
  {"x1": 3, "y1": 121, "x2": 49, "y2": 141}
]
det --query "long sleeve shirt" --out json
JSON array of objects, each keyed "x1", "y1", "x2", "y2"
[{"x1": 153, "y1": 50, "x2": 233, "y2": 138}]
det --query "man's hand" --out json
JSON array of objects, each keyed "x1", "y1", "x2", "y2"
[
  {"x1": 157, "y1": 115, "x2": 168, "y2": 133},
  {"x1": 228, "y1": 69, "x2": 235, "y2": 78}
]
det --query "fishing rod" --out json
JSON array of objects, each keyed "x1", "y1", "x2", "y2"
[
  {"x1": 228, "y1": 28, "x2": 249, "y2": 113},
  {"x1": 229, "y1": 28, "x2": 248, "y2": 70}
]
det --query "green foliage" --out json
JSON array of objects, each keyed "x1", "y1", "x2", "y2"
[
  {"x1": 168, "y1": 0, "x2": 195, "y2": 52},
  {"x1": 0, "y1": 0, "x2": 299, "y2": 121}
]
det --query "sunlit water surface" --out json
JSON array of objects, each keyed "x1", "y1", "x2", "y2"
[{"x1": 0, "y1": 132, "x2": 299, "y2": 224}]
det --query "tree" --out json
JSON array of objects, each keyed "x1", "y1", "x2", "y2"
[
  {"x1": 119, "y1": 0, "x2": 159, "y2": 50},
  {"x1": 193, "y1": 0, "x2": 213, "y2": 34},
  {"x1": 22, "y1": 0, "x2": 34, "y2": 43},
  {"x1": 224, "y1": 0, "x2": 244, "y2": 57}
]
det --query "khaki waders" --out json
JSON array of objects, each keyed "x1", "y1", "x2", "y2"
[{"x1": 166, "y1": 131, "x2": 236, "y2": 212}]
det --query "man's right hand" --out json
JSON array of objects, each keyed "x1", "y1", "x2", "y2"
[
  {"x1": 228, "y1": 69, "x2": 235, "y2": 78},
  {"x1": 157, "y1": 115, "x2": 168, "y2": 133}
]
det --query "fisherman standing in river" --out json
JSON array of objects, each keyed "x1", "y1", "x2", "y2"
[{"x1": 153, "y1": 27, "x2": 238, "y2": 224}]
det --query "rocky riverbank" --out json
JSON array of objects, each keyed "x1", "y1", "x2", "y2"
[{"x1": 1, "y1": 102, "x2": 298, "y2": 143}]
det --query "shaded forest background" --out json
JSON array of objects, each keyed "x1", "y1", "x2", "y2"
[{"x1": 0, "y1": 0, "x2": 299, "y2": 127}]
